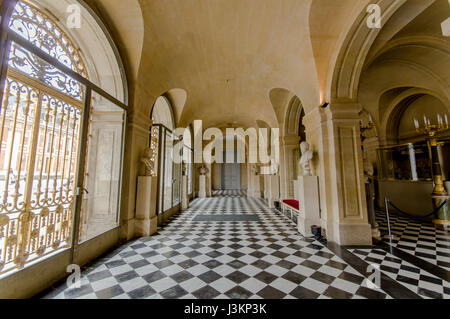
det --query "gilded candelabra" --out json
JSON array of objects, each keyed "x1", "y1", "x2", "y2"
[{"x1": 414, "y1": 114, "x2": 450, "y2": 229}]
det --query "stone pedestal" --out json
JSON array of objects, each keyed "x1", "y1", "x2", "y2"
[
  {"x1": 199, "y1": 175, "x2": 207, "y2": 198},
  {"x1": 182, "y1": 175, "x2": 189, "y2": 210},
  {"x1": 206, "y1": 175, "x2": 212, "y2": 197},
  {"x1": 267, "y1": 175, "x2": 280, "y2": 208},
  {"x1": 293, "y1": 180, "x2": 299, "y2": 201},
  {"x1": 297, "y1": 176, "x2": 321, "y2": 237},
  {"x1": 135, "y1": 176, "x2": 158, "y2": 237},
  {"x1": 251, "y1": 175, "x2": 261, "y2": 198},
  {"x1": 280, "y1": 136, "x2": 301, "y2": 199},
  {"x1": 264, "y1": 175, "x2": 269, "y2": 199}
]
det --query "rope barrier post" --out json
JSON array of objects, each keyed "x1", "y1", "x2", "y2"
[{"x1": 384, "y1": 197, "x2": 400, "y2": 242}]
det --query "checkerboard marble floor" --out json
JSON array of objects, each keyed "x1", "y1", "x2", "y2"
[
  {"x1": 349, "y1": 248, "x2": 450, "y2": 299},
  {"x1": 376, "y1": 210, "x2": 450, "y2": 270},
  {"x1": 41, "y1": 192, "x2": 447, "y2": 299}
]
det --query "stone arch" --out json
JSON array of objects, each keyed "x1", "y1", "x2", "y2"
[
  {"x1": 151, "y1": 96, "x2": 175, "y2": 131},
  {"x1": 328, "y1": 0, "x2": 407, "y2": 102},
  {"x1": 165, "y1": 88, "x2": 187, "y2": 126},
  {"x1": 88, "y1": 0, "x2": 145, "y2": 84},
  {"x1": 284, "y1": 96, "x2": 304, "y2": 137},
  {"x1": 365, "y1": 35, "x2": 450, "y2": 69},
  {"x1": 31, "y1": 0, "x2": 131, "y2": 103},
  {"x1": 269, "y1": 88, "x2": 294, "y2": 131},
  {"x1": 381, "y1": 87, "x2": 450, "y2": 144}
]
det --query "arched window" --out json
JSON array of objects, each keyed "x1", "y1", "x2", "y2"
[
  {"x1": 9, "y1": 1, "x2": 88, "y2": 77},
  {"x1": 150, "y1": 96, "x2": 179, "y2": 216},
  {"x1": 0, "y1": 0, "x2": 127, "y2": 275},
  {"x1": 152, "y1": 96, "x2": 175, "y2": 131}
]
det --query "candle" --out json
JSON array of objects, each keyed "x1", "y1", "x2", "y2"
[
  {"x1": 368, "y1": 114, "x2": 373, "y2": 124},
  {"x1": 438, "y1": 114, "x2": 442, "y2": 126},
  {"x1": 414, "y1": 118, "x2": 419, "y2": 129},
  {"x1": 445, "y1": 114, "x2": 449, "y2": 126}
]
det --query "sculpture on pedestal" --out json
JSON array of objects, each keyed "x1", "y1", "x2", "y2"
[
  {"x1": 198, "y1": 164, "x2": 209, "y2": 176},
  {"x1": 299, "y1": 142, "x2": 314, "y2": 176},
  {"x1": 272, "y1": 163, "x2": 280, "y2": 176},
  {"x1": 364, "y1": 161, "x2": 381, "y2": 239},
  {"x1": 140, "y1": 147, "x2": 155, "y2": 177},
  {"x1": 251, "y1": 164, "x2": 260, "y2": 176}
]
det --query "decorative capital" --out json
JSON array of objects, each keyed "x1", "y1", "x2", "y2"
[{"x1": 321, "y1": 103, "x2": 363, "y2": 121}]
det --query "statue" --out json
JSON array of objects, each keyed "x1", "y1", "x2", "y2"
[
  {"x1": 198, "y1": 164, "x2": 209, "y2": 175},
  {"x1": 182, "y1": 163, "x2": 188, "y2": 176},
  {"x1": 272, "y1": 162, "x2": 279, "y2": 175},
  {"x1": 364, "y1": 161, "x2": 375, "y2": 183},
  {"x1": 300, "y1": 141, "x2": 314, "y2": 176},
  {"x1": 140, "y1": 147, "x2": 154, "y2": 176},
  {"x1": 251, "y1": 164, "x2": 260, "y2": 176}
]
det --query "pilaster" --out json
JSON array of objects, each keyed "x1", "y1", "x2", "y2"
[
  {"x1": 120, "y1": 110, "x2": 153, "y2": 241},
  {"x1": 280, "y1": 136, "x2": 301, "y2": 199},
  {"x1": 303, "y1": 104, "x2": 372, "y2": 246}
]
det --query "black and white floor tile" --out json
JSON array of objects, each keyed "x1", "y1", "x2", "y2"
[
  {"x1": 212, "y1": 190, "x2": 247, "y2": 198},
  {"x1": 350, "y1": 248, "x2": 450, "y2": 299},
  {"x1": 376, "y1": 210, "x2": 450, "y2": 270},
  {"x1": 43, "y1": 193, "x2": 392, "y2": 299},
  {"x1": 41, "y1": 192, "x2": 449, "y2": 299}
]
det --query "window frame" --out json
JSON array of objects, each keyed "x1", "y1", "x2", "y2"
[{"x1": 0, "y1": 0, "x2": 129, "y2": 274}]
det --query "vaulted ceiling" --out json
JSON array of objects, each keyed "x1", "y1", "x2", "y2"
[{"x1": 90, "y1": 0, "x2": 449, "y2": 130}]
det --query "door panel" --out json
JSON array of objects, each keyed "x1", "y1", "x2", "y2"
[
  {"x1": 222, "y1": 163, "x2": 241, "y2": 190},
  {"x1": 78, "y1": 92, "x2": 125, "y2": 243}
]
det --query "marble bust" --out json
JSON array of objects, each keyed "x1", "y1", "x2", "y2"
[
  {"x1": 140, "y1": 147, "x2": 154, "y2": 176},
  {"x1": 272, "y1": 162, "x2": 280, "y2": 175},
  {"x1": 251, "y1": 164, "x2": 260, "y2": 176},
  {"x1": 198, "y1": 165, "x2": 209, "y2": 175},
  {"x1": 299, "y1": 141, "x2": 314, "y2": 176}
]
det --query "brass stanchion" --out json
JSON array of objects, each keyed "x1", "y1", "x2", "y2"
[{"x1": 383, "y1": 198, "x2": 400, "y2": 241}]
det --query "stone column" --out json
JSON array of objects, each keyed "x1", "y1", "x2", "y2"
[
  {"x1": 121, "y1": 110, "x2": 153, "y2": 241},
  {"x1": 198, "y1": 175, "x2": 207, "y2": 198},
  {"x1": 181, "y1": 175, "x2": 189, "y2": 210},
  {"x1": 408, "y1": 143, "x2": 418, "y2": 181},
  {"x1": 247, "y1": 164, "x2": 253, "y2": 198},
  {"x1": 280, "y1": 136, "x2": 301, "y2": 199},
  {"x1": 206, "y1": 164, "x2": 212, "y2": 197},
  {"x1": 252, "y1": 175, "x2": 261, "y2": 198},
  {"x1": 303, "y1": 104, "x2": 372, "y2": 246},
  {"x1": 264, "y1": 175, "x2": 268, "y2": 199},
  {"x1": 267, "y1": 175, "x2": 280, "y2": 208}
]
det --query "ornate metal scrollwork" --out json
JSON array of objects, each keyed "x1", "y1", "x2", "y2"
[
  {"x1": 9, "y1": 1, "x2": 87, "y2": 77},
  {"x1": 0, "y1": 1, "x2": 86, "y2": 274}
]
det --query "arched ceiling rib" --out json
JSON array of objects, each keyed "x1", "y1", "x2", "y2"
[
  {"x1": 88, "y1": 0, "x2": 449, "y2": 129},
  {"x1": 88, "y1": 0, "x2": 144, "y2": 83}
]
